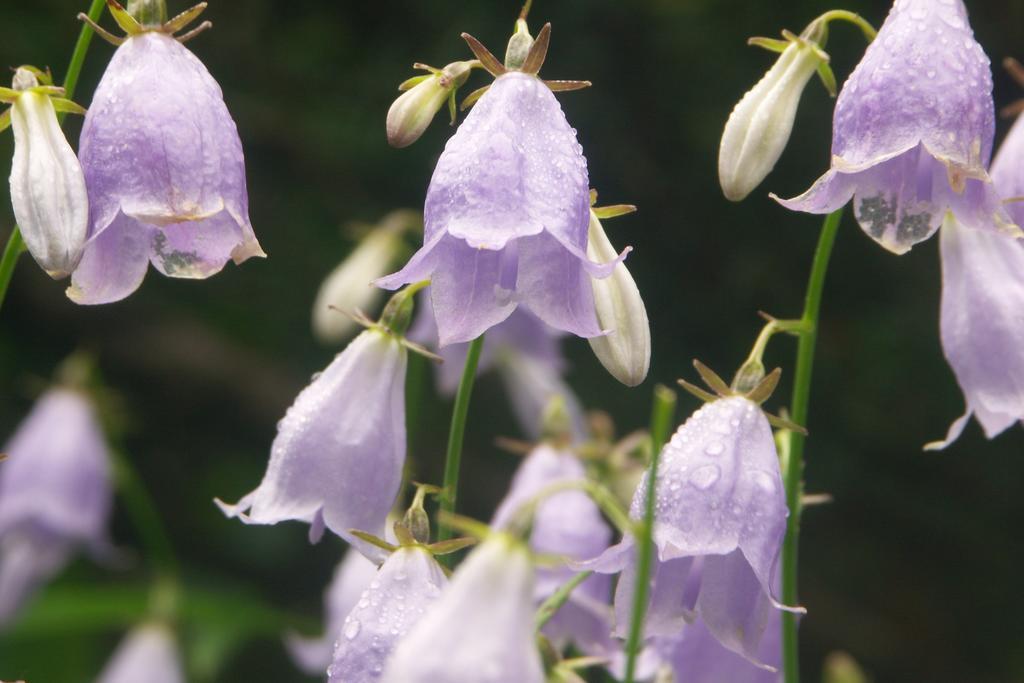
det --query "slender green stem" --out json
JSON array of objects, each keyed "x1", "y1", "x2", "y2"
[
  {"x1": 535, "y1": 571, "x2": 592, "y2": 630},
  {"x1": 623, "y1": 385, "x2": 678, "y2": 683},
  {"x1": 112, "y1": 448, "x2": 180, "y2": 580},
  {"x1": 781, "y1": 208, "x2": 843, "y2": 683},
  {"x1": 815, "y1": 10, "x2": 878, "y2": 42},
  {"x1": 0, "y1": 0, "x2": 107, "y2": 313},
  {"x1": 437, "y1": 335, "x2": 485, "y2": 550}
]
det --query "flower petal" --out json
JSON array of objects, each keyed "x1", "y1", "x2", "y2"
[{"x1": 66, "y1": 213, "x2": 154, "y2": 305}]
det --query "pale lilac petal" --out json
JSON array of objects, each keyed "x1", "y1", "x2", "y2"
[
  {"x1": 0, "y1": 533, "x2": 71, "y2": 625},
  {"x1": 96, "y1": 624, "x2": 185, "y2": 683},
  {"x1": 935, "y1": 218, "x2": 1024, "y2": 443},
  {"x1": 613, "y1": 555, "x2": 696, "y2": 638},
  {"x1": 697, "y1": 550, "x2": 776, "y2": 667},
  {"x1": 150, "y1": 210, "x2": 262, "y2": 278},
  {"x1": 285, "y1": 550, "x2": 378, "y2": 675},
  {"x1": 66, "y1": 213, "x2": 153, "y2": 305},
  {"x1": 380, "y1": 537, "x2": 543, "y2": 683},
  {"x1": 518, "y1": 231, "x2": 602, "y2": 338},
  {"x1": 217, "y1": 330, "x2": 407, "y2": 544},
  {"x1": 329, "y1": 547, "x2": 447, "y2": 682},
  {"x1": 991, "y1": 113, "x2": 1024, "y2": 226},
  {"x1": 658, "y1": 610, "x2": 782, "y2": 683}
]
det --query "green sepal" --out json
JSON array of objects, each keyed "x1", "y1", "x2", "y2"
[
  {"x1": 50, "y1": 98, "x2": 88, "y2": 116},
  {"x1": 461, "y1": 32, "x2": 506, "y2": 77},
  {"x1": 348, "y1": 529, "x2": 398, "y2": 554},
  {"x1": 766, "y1": 411, "x2": 808, "y2": 436},
  {"x1": 693, "y1": 359, "x2": 731, "y2": 397},
  {"x1": 448, "y1": 89, "x2": 457, "y2": 125},
  {"x1": 30, "y1": 85, "x2": 67, "y2": 97},
  {"x1": 747, "y1": 36, "x2": 791, "y2": 54},
  {"x1": 520, "y1": 22, "x2": 551, "y2": 75},
  {"x1": 107, "y1": 0, "x2": 144, "y2": 35},
  {"x1": 677, "y1": 378, "x2": 718, "y2": 404},
  {"x1": 163, "y1": 1, "x2": 207, "y2": 35},
  {"x1": 817, "y1": 60, "x2": 838, "y2": 97},
  {"x1": 460, "y1": 85, "x2": 490, "y2": 111},
  {"x1": 592, "y1": 204, "x2": 637, "y2": 220},
  {"x1": 397, "y1": 74, "x2": 431, "y2": 92},
  {"x1": 425, "y1": 537, "x2": 477, "y2": 556},
  {"x1": 0, "y1": 88, "x2": 19, "y2": 104},
  {"x1": 545, "y1": 79, "x2": 591, "y2": 92},
  {"x1": 744, "y1": 367, "x2": 781, "y2": 404}
]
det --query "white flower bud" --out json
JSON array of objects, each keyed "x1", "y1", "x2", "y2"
[
  {"x1": 8, "y1": 68, "x2": 89, "y2": 279},
  {"x1": 312, "y1": 212, "x2": 413, "y2": 343},
  {"x1": 587, "y1": 211, "x2": 650, "y2": 387},
  {"x1": 386, "y1": 61, "x2": 474, "y2": 148},
  {"x1": 718, "y1": 40, "x2": 824, "y2": 202}
]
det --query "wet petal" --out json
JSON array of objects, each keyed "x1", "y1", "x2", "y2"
[{"x1": 66, "y1": 212, "x2": 153, "y2": 305}]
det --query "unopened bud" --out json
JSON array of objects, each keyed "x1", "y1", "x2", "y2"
[
  {"x1": 7, "y1": 68, "x2": 89, "y2": 279},
  {"x1": 386, "y1": 61, "x2": 474, "y2": 148},
  {"x1": 586, "y1": 211, "x2": 650, "y2": 387},
  {"x1": 719, "y1": 35, "x2": 828, "y2": 202}
]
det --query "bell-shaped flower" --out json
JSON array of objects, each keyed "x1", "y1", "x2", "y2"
[
  {"x1": 380, "y1": 534, "x2": 544, "y2": 683},
  {"x1": 586, "y1": 209, "x2": 650, "y2": 386},
  {"x1": 410, "y1": 297, "x2": 587, "y2": 440},
  {"x1": 286, "y1": 549, "x2": 378, "y2": 674},
  {"x1": 655, "y1": 601, "x2": 782, "y2": 683},
  {"x1": 96, "y1": 623, "x2": 185, "y2": 683},
  {"x1": 584, "y1": 396, "x2": 791, "y2": 666},
  {"x1": 925, "y1": 107, "x2": 1024, "y2": 449},
  {"x1": 775, "y1": 0, "x2": 1017, "y2": 255},
  {"x1": 720, "y1": 28, "x2": 829, "y2": 202},
  {"x1": 217, "y1": 326, "x2": 407, "y2": 549},
  {"x1": 69, "y1": 5, "x2": 263, "y2": 305},
  {"x1": 3, "y1": 67, "x2": 89, "y2": 278},
  {"x1": 387, "y1": 61, "x2": 476, "y2": 148},
  {"x1": 313, "y1": 211, "x2": 417, "y2": 344},
  {"x1": 491, "y1": 444, "x2": 612, "y2": 651},
  {"x1": 329, "y1": 545, "x2": 448, "y2": 682},
  {"x1": 378, "y1": 35, "x2": 626, "y2": 345},
  {"x1": 0, "y1": 388, "x2": 112, "y2": 624}
]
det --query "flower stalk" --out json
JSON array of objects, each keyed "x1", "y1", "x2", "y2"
[{"x1": 781, "y1": 208, "x2": 844, "y2": 683}]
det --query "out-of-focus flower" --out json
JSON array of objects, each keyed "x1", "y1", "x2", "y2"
[
  {"x1": 95, "y1": 623, "x2": 184, "y2": 683},
  {"x1": 410, "y1": 299, "x2": 586, "y2": 440},
  {"x1": 387, "y1": 61, "x2": 476, "y2": 148},
  {"x1": 329, "y1": 546, "x2": 448, "y2": 682},
  {"x1": 0, "y1": 389, "x2": 112, "y2": 625},
  {"x1": 2, "y1": 66, "x2": 88, "y2": 278},
  {"x1": 285, "y1": 549, "x2": 378, "y2": 674},
  {"x1": 585, "y1": 396, "x2": 792, "y2": 666},
  {"x1": 491, "y1": 444, "x2": 612, "y2": 651},
  {"x1": 775, "y1": 0, "x2": 1017, "y2": 255},
  {"x1": 378, "y1": 64, "x2": 625, "y2": 345},
  {"x1": 69, "y1": 4, "x2": 263, "y2": 304},
  {"x1": 313, "y1": 211, "x2": 417, "y2": 344},
  {"x1": 719, "y1": 25, "x2": 829, "y2": 202},
  {"x1": 217, "y1": 327, "x2": 407, "y2": 548},
  {"x1": 586, "y1": 209, "x2": 650, "y2": 386},
  {"x1": 380, "y1": 535, "x2": 543, "y2": 683}
]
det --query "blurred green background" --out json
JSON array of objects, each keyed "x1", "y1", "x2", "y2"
[{"x1": 1, "y1": 0, "x2": 1023, "y2": 681}]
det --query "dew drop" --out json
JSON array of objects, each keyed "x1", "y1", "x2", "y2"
[
  {"x1": 704, "y1": 441, "x2": 725, "y2": 457},
  {"x1": 689, "y1": 464, "x2": 721, "y2": 490},
  {"x1": 343, "y1": 618, "x2": 361, "y2": 640}
]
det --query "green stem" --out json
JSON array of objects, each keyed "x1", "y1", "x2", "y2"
[
  {"x1": 0, "y1": 0, "x2": 107, "y2": 313},
  {"x1": 112, "y1": 448, "x2": 180, "y2": 581},
  {"x1": 815, "y1": 10, "x2": 877, "y2": 42},
  {"x1": 623, "y1": 385, "x2": 678, "y2": 683},
  {"x1": 437, "y1": 335, "x2": 485, "y2": 550},
  {"x1": 535, "y1": 571, "x2": 592, "y2": 630},
  {"x1": 781, "y1": 208, "x2": 843, "y2": 683}
]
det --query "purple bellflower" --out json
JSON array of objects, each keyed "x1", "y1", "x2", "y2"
[
  {"x1": 927, "y1": 111, "x2": 1024, "y2": 448},
  {"x1": 584, "y1": 396, "x2": 793, "y2": 667},
  {"x1": 328, "y1": 546, "x2": 448, "y2": 683},
  {"x1": 378, "y1": 23, "x2": 626, "y2": 346},
  {"x1": 96, "y1": 623, "x2": 185, "y2": 683},
  {"x1": 491, "y1": 444, "x2": 612, "y2": 652},
  {"x1": 69, "y1": 4, "x2": 263, "y2": 305},
  {"x1": 410, "y1": 299, "x2": 587, "y2": 440},
  {"x1": 286, "y1": 549, "x2": 378, "y2": 675},
  {"x1": 0, "y1": 389, "x2": 112, "y2": 625},
  {"x1": 217, "y1": 326, "x2": 407, "y2": 550},
  {"x1": 776, "y1": 0, "x2": 1018, "y2": 255},
  {"x1": 380, "y1": 534, "x2": 544, "y2": 683}
]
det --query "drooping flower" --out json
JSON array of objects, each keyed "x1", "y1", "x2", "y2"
[
  {"x1": 3, "y1": 67, "x2": 89, "y2": 278},
  {"x1": 380, "y1": 535, "x2": 544, "y2": 683},
  {"x1": 329, "y1": 546, "x2": 448, "y2": 682},
  {"x1": 491, "y1": 444, "x2": 612, "y2": 650},
  {"x1": 313, "y1": 211, "x2": 417, "y2": 344},
  {"x1": 387, "y1": 61, "x2": 476, "y2": 148},
  {"x1": 95, "y1": 623, "x2": 185, "y2": 683},
  {"x1": 286, "y1": 549, "x2": 379, "y2": 674},
  {"x1": 410, "y1": 298, "x2": 587, "y2": 440},
  {"x1": 586, "y1": 208, "x2": 650, "y2": 386},
  {"x1": 719, "y1": 25, "x2": 830, "y2": 202},
  {"x1": 69, "y1": 5, "x2": 263, "y2": 305},
  {"x1": 377, "y1": 24, "x2": 625, "y2": 346},
  {"x1": 217, "y1": 326, "x2": 407, "y2": 549},
  {"x1": 584, "y1": 396, "x2": 792, "y2": 666},
  {"x1": 776, "y1": 0, "x2": 1018, "y2": 255},
  {"x1": 0, "y1": 389, "x2": 112, "y2": 625}
]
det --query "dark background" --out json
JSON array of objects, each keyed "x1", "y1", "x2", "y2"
[{"x1": 1, "y1": 1, "x2": 1023, "y2": 681}]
